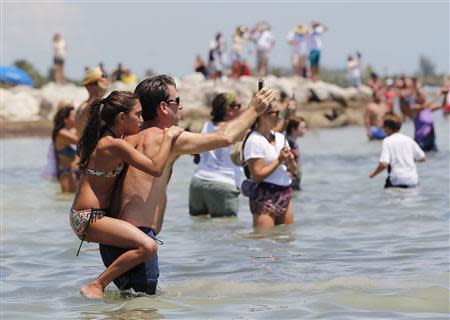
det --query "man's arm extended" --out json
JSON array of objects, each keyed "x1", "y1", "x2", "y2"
[{"x1": 173, "y1": 88, "x2": 277, "y2": 155}]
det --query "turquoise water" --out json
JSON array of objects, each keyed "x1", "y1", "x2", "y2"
[{"x1": 1, "y1": 116, "x2": 449, "y2": 319}]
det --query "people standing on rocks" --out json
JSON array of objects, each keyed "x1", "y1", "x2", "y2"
[
  {"x1": 53, "y1": 33, "x2": 67, "y2": 85},
  {"x1": 369, "y1": 113, "x2": 426, "y2": 188},
  {"x1": 75, "y1": 67, "x2": 110, "y2": 135},
  {"x1": 308, "y1": 20, "x2": 328, "y2": 81},
  {"x1": 285, "y1": 116, "x2": 306, "y2": 191},
  {"x1": 98, "y1": 75, "x2": 277, "y2": 295},
  {"x1": 112, "y1": 63, "x2": 125, "y2": 82},
  {"x1": 98, "y1": 62, "x2": 108, "y2": 78},
  {"x1": 121, "y1": 69, "x2": 138, "y2": 85},
  {"x1": 52, "y1": 102, "x2": 78, "y2": 192},
  {"x1": 208, "y1": 32, "x2": 227, "y2": 80},
  {"x1": 189, "y1": 93, "x2": 243, "y2": 217},
  {"x1": 364, "y1": 90, "x2": 390, "y2": 140},
  {"x1": 71, "y1": 90, "x2": 184, "y2": 299},
  {"x1": 251, "y1": 21, "x2": 276, "y2": 76},
  {"x1": 193, "y1": 54, "x2": 208, "y2": 78},
  {"x1": 241, "y1": 104, "x2": 297, "y2": 228},
  {"x1": 231, "y1": 25, "x2": 250, "y2": 79},
  {"x1": 347, "y1": 52, "x2": 362, "y2": 88},
  {"x1": 287, "y1": 24, "x2": 309, "y2": 77}
]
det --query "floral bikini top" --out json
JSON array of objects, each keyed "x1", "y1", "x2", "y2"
[{"x1": 83, "y1": 163, "x2": 124, "y2": 178}]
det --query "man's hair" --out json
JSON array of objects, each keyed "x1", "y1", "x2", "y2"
[
  {"x1": 383, "y1": 113, "x2": 402, "y2": 132},
  {"x1": 134, "y1": 75, "x2": 176, "y2": 121}
]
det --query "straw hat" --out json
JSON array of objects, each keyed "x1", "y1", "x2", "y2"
[
  {"x1": 82, "y1": 67, "x2": 103, "y2": 86},
  {"x1": 294, "y1": 24, "x2": 308, "y2": 34}
]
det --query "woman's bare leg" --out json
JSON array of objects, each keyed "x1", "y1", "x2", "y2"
[
  {"x1": 80, "y1": 217, "x2": 157, "y2": 299},
  {"x1": 275, "y1": 200, "x2": 294, "y2": 225},
  {"x1": 59, "y1": 173, "x2": 77, "y2": 193},
  {"x1": 253, "y1": 212, "x2": 275, "y2": 228}
]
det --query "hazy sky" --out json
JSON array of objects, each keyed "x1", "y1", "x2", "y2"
[{"x1": 2, "y1": 1, "x2": 449, "y2": 80}]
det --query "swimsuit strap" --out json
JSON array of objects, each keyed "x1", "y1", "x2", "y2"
[
  {"x1": 76, "y1": 209, "x2": 108, "y2": 256},
  {"x1": 83, "y1": 162, "x2": 124, "y2": 178},
  {"x1": 104, "y1": 127, "x2": 117, "y2": 138}
]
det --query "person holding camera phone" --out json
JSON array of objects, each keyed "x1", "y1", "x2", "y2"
[{"x1": 241, "y1": 101, "x2": 297, "y2": 229}]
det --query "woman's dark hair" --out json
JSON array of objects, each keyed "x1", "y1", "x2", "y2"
[
  {"x1": 211, "y1": 93, "x2": 227, "y2": 122},
  {"x1": 52, "y1": 105, "x2": 74, "y2": 142},
  {"x1": 134, "y1": 75, "x2": 176, "y2": 121},
  {"x1": 286, "y1": 117, "x2": 305, "y2": 135},
  {"x1": 77, "y1": 90, "x2": 137, "y2": 169}
]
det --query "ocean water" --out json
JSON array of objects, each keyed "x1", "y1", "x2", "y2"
[{"x1": 1, "y1": 116, "x2": 449, "y2": 319}]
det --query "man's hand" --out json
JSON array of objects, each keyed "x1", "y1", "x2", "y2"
[{"x1": 251, "y1": 88, "x2": 278, "y2": 114}]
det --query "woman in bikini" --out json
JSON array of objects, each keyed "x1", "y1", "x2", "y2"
[
  {"x1": 52, "y1": 104, "x2": 78, "y2": 192},
  {"x1": 70, "y1": 90, "x2": 183, "y2": 299}
]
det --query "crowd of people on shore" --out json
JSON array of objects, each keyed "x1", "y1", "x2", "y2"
[{"x1": 194, "y1": 20, "x2": 328, "y2": 80}]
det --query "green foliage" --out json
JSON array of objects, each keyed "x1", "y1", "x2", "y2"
[
  {"x1": 270, "y1": 66, "x2": 291, "y2": 77},
  {"x1": 13, "y1": 59, "x2": 47, "y2": 88},
  {"x1": 319, "y1": 67, "x2": 350, "y2": 87}
]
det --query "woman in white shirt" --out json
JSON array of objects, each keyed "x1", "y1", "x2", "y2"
[
  {"x1": 189, "y1": 93, "x2": 243, "y2": 217},
  {"x1": 242, "y1": 105, "x2": 297, "y2": 228}
]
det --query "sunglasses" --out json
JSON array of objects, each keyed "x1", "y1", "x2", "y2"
[
  {"x1": 266, "y1": 110, "x2": 280, "y2": 117},
  {"x1": 165, "y1": 96, "x2": 181, "y2": 106},
  {"x1": 228, "y1": 103, "x2": 241, "y2": 110}
]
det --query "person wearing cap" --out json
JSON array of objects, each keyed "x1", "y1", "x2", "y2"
[
  {"x1": 75, "y1": 67, "x2": 110, "y2": 135},
  {"x1": 287, "y1": 25, "x2": 309, "y2": 77},
  {"x1": 188, "y1": 93, "x2": 243, "y2": 218}
]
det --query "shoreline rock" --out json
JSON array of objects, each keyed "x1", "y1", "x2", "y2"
[{"x1": 1, "y1": 74, "x2": 372, "y2": 137}]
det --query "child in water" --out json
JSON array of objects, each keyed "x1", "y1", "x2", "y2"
[{"x1": 369, "y1": 113, "x2": 426, "y2": 188}]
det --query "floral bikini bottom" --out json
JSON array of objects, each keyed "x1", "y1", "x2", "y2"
[{"x1": 70, "y1": 208, "x2": 108, "y2": 255}]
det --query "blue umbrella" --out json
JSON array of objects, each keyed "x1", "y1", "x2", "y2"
[{"x1": 0, "y1": 66, "x2": 33, "y2": 86}]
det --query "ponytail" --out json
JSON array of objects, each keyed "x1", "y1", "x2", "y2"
[{"x1": 77, "y1": 98, "x2": 104, "y2": 170}]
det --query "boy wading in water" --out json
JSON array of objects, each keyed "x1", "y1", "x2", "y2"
[{"x1": 369, "y1": 113, "x2": 426, "y2": 188}]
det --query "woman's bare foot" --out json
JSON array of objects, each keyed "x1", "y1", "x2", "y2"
[{"x1": 80, "y1": 282, "x2": 104, "y2": 299}]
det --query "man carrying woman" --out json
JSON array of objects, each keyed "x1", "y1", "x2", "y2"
[{"x1": 69, "y1": 90, "x2": 183, "y2": 299}]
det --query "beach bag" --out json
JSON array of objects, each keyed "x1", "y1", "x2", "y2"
[
  {"x1": 230, "y1": 140, "x2": 244, "y2": 166},
  {"x1": 42, "y1": 142, "x2": 57, "y2": 181},
  {"x1": 241, "y1": 179, "x2": 258, "y2": 198}
]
